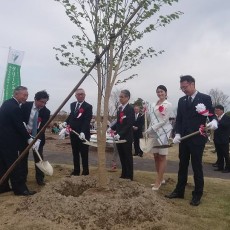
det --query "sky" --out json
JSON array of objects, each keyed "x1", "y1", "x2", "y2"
[{"x1": 0, "y1": 0, "x2": 230, "y2": 115}]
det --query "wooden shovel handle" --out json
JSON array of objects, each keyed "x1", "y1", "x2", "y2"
[
  {"x1": 180, "y1": 130, "x2": 201, "y2": 141},
  {"x1": 34, "y1": 148, "x2": 43, "y2": 162}
]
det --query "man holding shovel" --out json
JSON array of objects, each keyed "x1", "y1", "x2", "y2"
[
  {"x1": 111, "y1": 90, "x2": 135, "y2": 180},
  {"x1": 165, "y1": 75, "x2": 217, "y2": 206},
  {"x1": 66, "y1": 88, "x2": 93, "y2": 176},
  {"x1": 21, "y1": 90, "x2": 50, "y2": 186},
  {"x1": 0, "y1": 86, "x2": 36, "y2": 196}
]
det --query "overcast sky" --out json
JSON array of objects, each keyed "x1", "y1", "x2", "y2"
[{"x1": 0, "y1": 0, "x2": 230, "y2": 114}]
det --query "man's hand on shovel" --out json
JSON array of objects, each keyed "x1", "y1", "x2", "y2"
[
  {"x1": 32, "y1": 139, "x2": 41, "y2": 151},
  {"x1": 173, "y1": 134, "x2": 181, "y2": 144}
]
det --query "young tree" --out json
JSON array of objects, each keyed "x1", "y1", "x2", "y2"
[{"x1": 54, "y1": 0, "x2": 182, "y2": 187}]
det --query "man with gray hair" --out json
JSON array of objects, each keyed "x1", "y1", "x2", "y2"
[
  {"x1": 0, "y1": 86, "x2": 36, "y2": 196},
  {"x1": 111, "y1": 89, "x2": 135, "y2": 180}
]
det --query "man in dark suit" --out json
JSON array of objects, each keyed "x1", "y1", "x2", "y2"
[
  {"x1": 133, "y1": 105, "x2": 144, "y2": 157},
  {"x1": 165, "y1": 75, "x2": 217, "y2": 206},
  {"x1": 213, "y1": 105, "x2": 230, "y2": 173},
  {"x1": 21, "y1": 90, "x2": 50, "y2": 185},
  {"x1": 66, "y1": 88, "x2": 92, "y2": 176},
  {"x1": 0, "y1": 86, "x2": 36, "y2": 196},
  {"x1": 111, "y1": 90, "x2": 135, "y2": 180}
]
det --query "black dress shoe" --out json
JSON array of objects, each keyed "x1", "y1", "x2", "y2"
[
  {"x1": 15, "y1": 190, "x2": 37, "y2": 196},
  {"x1": 70, "y1": 171, "x2": 80, "y2": 176},
  {"x1": 165, "y1": 192, "x2": 184, "y2": 199},
  {"x1": 214, "y1": 168, "x2": 224, "y2": 171},
  {"x1": 82, "y1": 171, "x2": 89, "y2": 176},
  {"x1": 133, "y1": 153, "x2": 138, "y2": 156},
  {"x1": 37, "y1": 181, "x2": 46, "y2": 186},
  {"x1": 0, "y1": 187, "x2": 12, "y2": 194},
  {"x1": 138, "y1": 153, "x2": 143, "y2": 157},
  {"x1": 190, "y1": 197, "x2": 201, "y2": 206},
  {"x1": 222, "y1": 169, "x2": 230, "y2": 173}
]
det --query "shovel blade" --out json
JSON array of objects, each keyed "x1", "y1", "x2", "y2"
[
  {"x1": 140, "y1": 137, "x2": 154, "y2": 153},
  {"x1": 36, "y1": 160, "x2": 53, "y2": 176},
  {"x1": 83, "y1": 142, "x2": 98, "y2": 147}
]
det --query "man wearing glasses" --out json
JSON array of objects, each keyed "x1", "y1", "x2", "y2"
[
  {"x1": 165, "y1": 75, "x2": 218, "y2": 206},
  {"x1": 111, "y1": 89, "x2": 135, "y2": 180},
  {"x1": 66, "y1": 88, "x2": 93, "y2": 176},
  {"x1": 21, "y1": 90, "x2": 50, "y2": 186}
]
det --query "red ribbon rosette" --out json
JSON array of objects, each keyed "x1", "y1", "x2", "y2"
[
  {"x1": 77, "y1": 108, "x2": 84, "y2": 118},
  {"x1": 109, "y1": 129, "x2": 115, "y2": 137},
  {"x1": 119, "y1": 111, "x2": 124, "y2": 124},
  {"x1": 158, "y1": 105, "x2": 165, "y2": 115},
  {"x1": 199, "y1": 124, "x2": 206, "y2": 137},
  {"x1": 65, "y1": 125, "x2": 72, "y2": 134},
  {"x1": 37, "y1": 117, "x2": 42, "y2": 129}
]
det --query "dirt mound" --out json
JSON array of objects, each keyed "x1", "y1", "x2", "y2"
[{"x1": 11, "y1": 176, "x2": 171, "y2": 230}]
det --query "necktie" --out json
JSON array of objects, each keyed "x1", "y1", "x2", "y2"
[
  {"x1": 32, "y1": 109, "x2": 38, "y2": 137},
  {"x1": 74, "y1": 103, "x2": 80, "y2": 116},
  {"x1": 188, "y1": 96, "x2": 192, "y2": 106}
]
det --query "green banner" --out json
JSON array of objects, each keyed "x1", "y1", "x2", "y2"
[
  {"x1": 2, "y1": 48, "x2": 24, "y2": 101},
  {"x1": 3, "y1": 63, "x2": 21, "y2": 101}
]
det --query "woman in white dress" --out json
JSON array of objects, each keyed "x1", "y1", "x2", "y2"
[{"x1": 146, "y1": 85, "x2": 173, "y2": 191}]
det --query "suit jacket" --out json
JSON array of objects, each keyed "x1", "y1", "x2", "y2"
[
  {"x1": 214, "y1": 114, "x2": 230, "y2": 144},
  {"x1": 21, "y1": 101, "x2": 51, "y2": 146},
  {"x1": 133, "y1": 113, "x2": 144, "y2": 138},
  {"x1": 111, "y1": 104, "x2": 135, "y2": 142},
  {"x1": 0, "y1": 98, "x2": 30, "y2": 150},
  {"x1": 175, "y1": 92, "x2": 216, "y2": 145},
  {"x1": 66, "y1": 101, "x2": 93, "y2": 140}
]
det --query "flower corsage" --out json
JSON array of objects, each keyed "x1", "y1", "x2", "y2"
[
  {"x1": 119, "y1": 111, "x2": 126, "y2": 124},
  {"x1": 195, "y1": 103, "x2": 213, "y2": 116},
  {"x1": 77, "y1": 108, "x2": 84, "y2": 118},
  {"x1": 158, "y1": 105, "x2": 165, "y2": 116},
  {"x1": 37, "y1": 117, "x2": 42, "y2": 129}
]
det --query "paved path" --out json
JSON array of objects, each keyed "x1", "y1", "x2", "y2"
[{"x1": 31, "y1": 150, "x2": 230, "y2": 180}]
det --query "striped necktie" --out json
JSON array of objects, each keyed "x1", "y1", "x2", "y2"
[{"x1": 32, "y1": 109, "x2": 38, "y2": 137}]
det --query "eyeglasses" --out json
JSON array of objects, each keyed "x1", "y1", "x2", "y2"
[{"x1": 180, "y1": 84, "x2": 191, "y2": 91}]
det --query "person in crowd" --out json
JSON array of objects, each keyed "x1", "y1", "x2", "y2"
[
  {"x1": 165, "y1": 75, "x2": 217, "y2": 206},
  {"x1": 213, "y1": 105, "x2": 230, "y2": 173},
  {"x1": 66, "y1": 88, "x2": 92, "y2": 176},
  {"x1": 145, "y1": 85, "x2": 173, "y2": 191},
  {"x1": 111, "y1": 89, "x2": 135, "y2": 180},
  {"x1": 21, "y1": 90, "x2": 50, "y2": 186},
  {"x1": 90, "y1": 115, "x2": 96, "y2": 130},
  {"x1": 51, "y1": 123, "x2": 60, "y2": 134},
  {"x1": 133, "y1": 105, "x2": 144, "y2": 157},
  {"x1": 0, "y1": 86, "x2": 36, "y2": 196}
]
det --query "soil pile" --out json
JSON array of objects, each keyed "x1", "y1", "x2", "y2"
[{"x1": 5, "y1": 176, "x2": 171, "y2": 230}]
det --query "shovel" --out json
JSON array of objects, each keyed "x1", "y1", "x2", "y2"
[
  {"x1": 140, "y1": 104, "x2": 154, "y2": 153},
  {"x1": 153, "y1": 129, "x2": 204, "y2": 148},
  {"x1": 71, "y1": 130, "x2": 98, "y2": 147},
  {"x1": 34, "y1": 149, "x2": 53, "y2": 176}
]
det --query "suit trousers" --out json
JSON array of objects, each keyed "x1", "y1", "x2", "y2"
[
  {"x1": 70, "y1": 133, "x2": 89, "y2": 175},
  {"x1": 175, "y1": 139, "x2": 205, "y2": 198},
  {"x1": 33, "y1": 145, "x2": 45, "y2": 182},
  {"x1": 116, "y1": 141, "x2": 133, "y2": 180},
  {"x1": 0, "y1": 148, "x2": 27, "y2": 193},
  {"x1": 133, "y1": 132, "x2": 143, "y2": 154},
  {"x1": 20, "y1": 144, "x2": 45, "y2": 183},
  {"x1": 214, "y1": 143, "x2": 230, "y2": 170}
]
